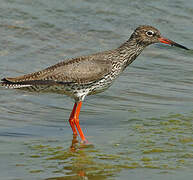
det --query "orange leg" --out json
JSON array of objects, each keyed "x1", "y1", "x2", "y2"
[
  {"x1": 69, "y1": 101, "x2": 87, "y2": 142},
  {"x1": 74, "y1": 101, "x2": 87, "y2": 142},
  {"x1": 69, "y1": 103, "x2": 78, "y2": 135}
]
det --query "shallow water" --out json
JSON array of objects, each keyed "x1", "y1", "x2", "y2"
[{"x1": 0, "y1": 0, "x2": 193, "y2": 179}]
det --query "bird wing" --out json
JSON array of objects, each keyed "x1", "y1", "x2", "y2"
[{"x1": 2, "y1": 54, "x2": 113, "y2": 85}]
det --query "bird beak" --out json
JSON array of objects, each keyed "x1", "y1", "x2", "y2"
[{"x1": 158, "y1": 37, "x2": 189, "y2": 50}]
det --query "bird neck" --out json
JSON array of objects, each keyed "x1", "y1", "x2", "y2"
[{"x1": 117, "y1": 38, "x2": 145, "y2": 68}]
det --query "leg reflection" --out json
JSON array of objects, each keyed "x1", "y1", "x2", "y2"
[{"x1": 70, "y1": 134, "x2": 79, "y2": 152}]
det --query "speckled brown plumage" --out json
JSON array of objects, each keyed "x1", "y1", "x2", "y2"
[
  {"x1": 1, "y1": 25, "x2": 189, "y2": 142},
  {"x1": 1, "y1": 25, "x2": 189, "y2": 102}
]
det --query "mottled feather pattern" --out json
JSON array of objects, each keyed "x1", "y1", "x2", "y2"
[
  {"x1": 2, "y1": 51, "x2": 115, "y2": 84},
  {"x1": 0, "y1": 26, "x2": 162, "y2": 101},
  {"x1": 0, "y1": 45, "x2": 143, "y2": 100}
]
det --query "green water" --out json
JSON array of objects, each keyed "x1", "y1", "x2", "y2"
[{"x1": 0, "y1": 0, "x2": 193, "y2": 179}]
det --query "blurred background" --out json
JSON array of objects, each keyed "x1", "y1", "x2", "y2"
[{"x1": 0, "y1": 0, "x2": 193, "y2": 179}]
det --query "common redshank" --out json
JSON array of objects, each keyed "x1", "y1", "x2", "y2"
[{"x1": 1, "y1": 25, "x2": 189, "y2": 143}]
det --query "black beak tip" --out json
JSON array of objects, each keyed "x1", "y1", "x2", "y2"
[
  {"x1": 171, "y1": 43, "x2": 190, "y2": 50},
  {"x1": 184, "y1": 47, "x2": 190, "y2": 50}
]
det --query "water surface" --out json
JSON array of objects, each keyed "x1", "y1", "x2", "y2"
[{"x1": 0, "y1": 0, "x2": 193, "y2": 179}]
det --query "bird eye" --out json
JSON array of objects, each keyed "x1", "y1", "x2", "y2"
[{"x1": 146, "y1": 30, "x2": 154, "y2": 37}]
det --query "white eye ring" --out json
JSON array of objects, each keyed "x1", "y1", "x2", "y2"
[{"x1": 146, "y1": 30, "x2": 154, "y2": 37}]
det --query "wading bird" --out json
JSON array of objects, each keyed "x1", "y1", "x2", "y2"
[{"x1": 1, "y1": 25, "x2": 189, "y2": 143}]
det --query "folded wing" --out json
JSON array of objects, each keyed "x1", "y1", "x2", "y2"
[{"x1": 1, "y1": 54, "x2": 113, "y2": 87}]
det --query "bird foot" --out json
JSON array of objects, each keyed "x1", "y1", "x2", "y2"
[{"x1": 80, "y1": 139, "x2": 94, "y2": 148}]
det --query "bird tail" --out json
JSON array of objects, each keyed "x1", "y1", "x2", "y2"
[
  {"x1": 0, "y1": 78, "x2": 32, "y2": 88},
  {"x1": 0, "y1": 77, "x2": 71, "y2": 89}
]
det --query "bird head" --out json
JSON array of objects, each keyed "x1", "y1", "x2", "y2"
[{"x1": 130, "y1": 25, "x2": 189, "y2": 50}]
